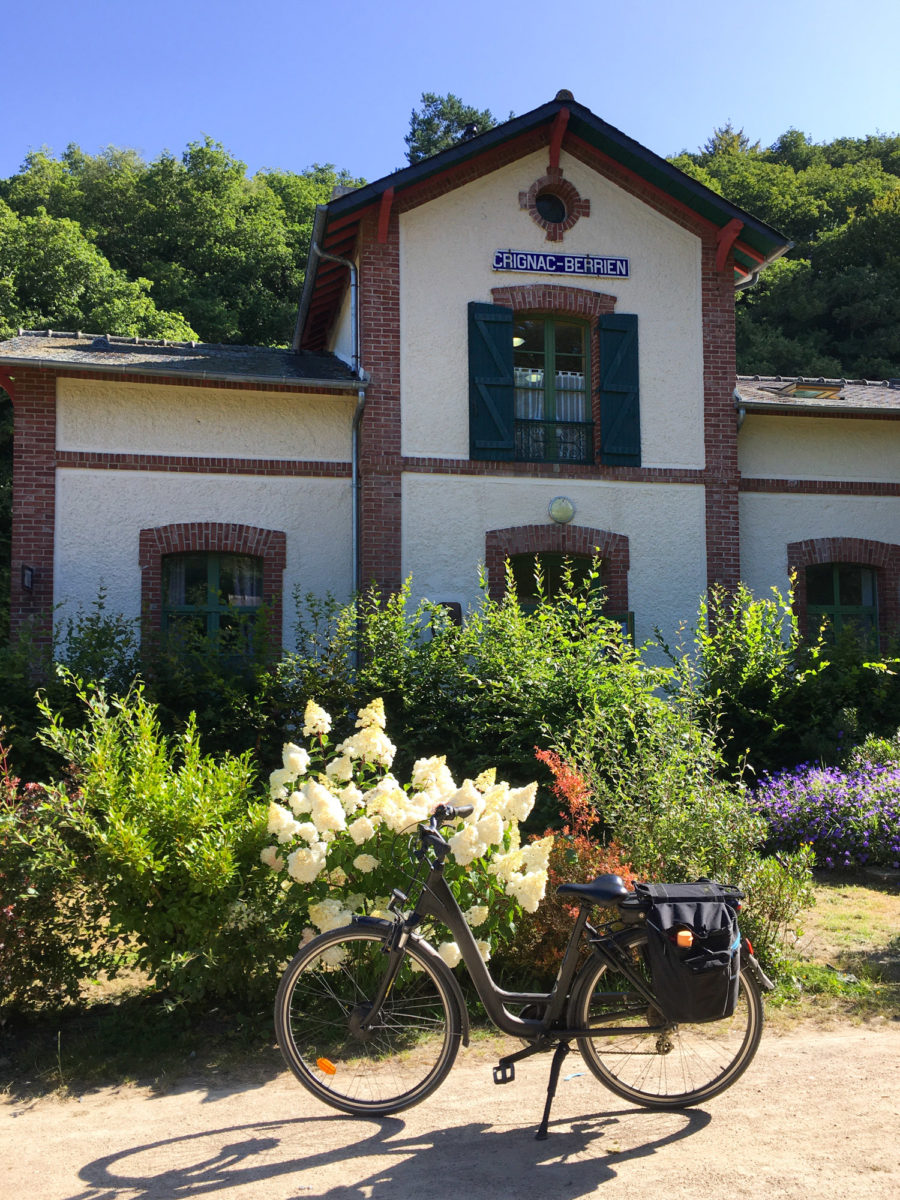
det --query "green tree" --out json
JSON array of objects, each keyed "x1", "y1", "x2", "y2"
[
  {"x1": 0, "y1": 199, "x2": 195, "y2": 341},
  {"x1": 405, "y1": 92, "x2": 501, "y2": 164}
]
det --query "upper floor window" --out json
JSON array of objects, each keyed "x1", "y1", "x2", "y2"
[
  {"x1": 163, "y1": 552, "x2": 263, "y2": 637},
  {"x1": 513, "y1": 317, "x2": 591, "y2": 463},
  {"x1": 468, "y1": 301, "x2": 640, "y2": 468},
  {"x1": 805, "y1": 563, "x2": 877, "y2": 641}
]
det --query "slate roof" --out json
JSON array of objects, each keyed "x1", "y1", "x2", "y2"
[
  {"x1": 0, "y1": 330, "x2": 362, "y2": 389},
  {"x1": 736, "y1": 375, "x2": 900, "y2": 415}
]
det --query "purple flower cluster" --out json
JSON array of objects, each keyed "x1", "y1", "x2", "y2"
[{"x1": 752, "y1": 762, "x2": 900, "y2": 870}]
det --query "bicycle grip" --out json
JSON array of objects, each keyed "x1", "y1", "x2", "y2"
[{"x1": 435, "y1": 803, "x2": 474, "y2": 822}]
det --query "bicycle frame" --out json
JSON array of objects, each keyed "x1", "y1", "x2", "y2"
[{"x1": 388, "y1": 851, "x2": 665, "y2": 1042}]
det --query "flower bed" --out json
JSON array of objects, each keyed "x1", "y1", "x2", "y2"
[{"x1": 753, "y1": 762, "x2": 900, "y2": 870}]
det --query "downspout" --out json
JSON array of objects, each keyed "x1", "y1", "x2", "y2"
[{"x1": 302, "y1": 238, "x2": 367, "y2": 594}]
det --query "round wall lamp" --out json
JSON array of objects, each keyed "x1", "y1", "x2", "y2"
[{"x1": 548, "y1": 496, "x2": 575, "y2": 524}]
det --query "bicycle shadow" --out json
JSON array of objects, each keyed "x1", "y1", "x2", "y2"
[{"x1": 68, "y1": 1104, "x2": 712, "y2": 1200}]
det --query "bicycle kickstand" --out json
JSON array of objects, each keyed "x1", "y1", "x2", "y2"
[{"x1": 535, "y1": 1040, "x2": 570, "y2": 1141}]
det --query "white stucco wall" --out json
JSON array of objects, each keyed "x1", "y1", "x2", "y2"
[
  {"x1": 739, "y1": 414, "x2": 900, "y2": 482},
  {"x1": 739, "y1": 492, "x2": 900, "y2": 598},
  {"x1": 399, "y1": 147, "x2": 705, "y2": 470},
  {"x1": 53, "y1": 469, "x2": 353, "y2": 645},
  {"x1": 401, "y1": 473, "x2": 707, "y2": 646},
  {"x1": 57, "y1": 378, "x2": 354, "y2": 461}
]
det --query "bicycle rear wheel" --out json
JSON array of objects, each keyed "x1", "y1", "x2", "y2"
[
  {"x1": 572, "y1": 928, "x2": 763, "y2": 1108},
  {"x1": 275, "y1": 925, "x2": 462, "y2": 1116}
]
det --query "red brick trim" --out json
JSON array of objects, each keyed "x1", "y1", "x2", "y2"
[
  {"x1": 484, "y1": 524, "x2": 629, "y2": 612},
  {"x1": 518, "y1": 167, "x2": 591, "y2": 242},
  {"x1": 57, "y1": 451, "x2": 350, "y2": 477},
  {"x1": 358, "y1": 210, "x2": 402, "y2": 592},
  {"x1": 6, "y1": 366, "x2": 56, "y2": 639},
  {"x1": 787, "y1": 537, "x2": 900, "y2": 643},
  {"x1": 139, "y1": 522, "x2": 287, "y2": 638},
  {"x1": 741, "y1": 478, "x2": 900, "y2": 497},
  {"x1": 401, "y1": 454, "x2": 705, "y2": 485}
]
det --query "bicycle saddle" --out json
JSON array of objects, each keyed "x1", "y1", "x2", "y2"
[{"x1": 556, "y1": 873, "x2": 631, "y2": 905}]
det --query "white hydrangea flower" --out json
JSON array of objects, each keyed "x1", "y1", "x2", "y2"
[
  {"x1": 480, "y1": 781, "x2": 509, "y2": 817},
  {"x1": 329, "y1": 866, "x2": 348, "y2": 886},
  {"x1": 474, "y1": 767, "x2": 496, "y2": 791},
  {"x1": 502, "y1": 782, "x2": 538, "y2": 823},
  {"x1": 505, "y1": 868, "x2": 548, "y2": 913},
  {"x1": 321, "y1": 944, "x2": 348, "y2": 968},
  {"x1": 463, "y1": 905, "x2": 489, "y2": 928},
  {"x1": 476, "y1": 809, "x2": 505, "y2": 849},
  {"x1": 302, "y1": 700, "x2": 332, "y2": 737},
  {"x1": 307, "y1": 897, "x2": 352, "y2": 932},
  {"x1": 296, "y1": 821, "x2": 319, "y2": 843},
  {"x1": 520, "y1": 833, "x2": 553, "y2": 873},
  {"x1": 260, "y1": 845, "x2": 285, "y2": 872},
  {"x1": 338, "y1": 782, "x2": 364, "y2": 815},
  {"x1": 306, "y1": 780, "x2": 347, "y2": 833},
  {"x1": 356, "y1": 698, "x2": 386, "y2": 729},
  {"x1": 348, "y1": 814, "x2": 376, "y2": 845},
  {"x1": 411, "y1": 755, "x2": 457, "y2": 797},
  {"x1": 325, "y1": 754, "x2": 354, "y2": 783},
  {"x1": 339, "y1": 725, "x2": 396, "y2": 768},
  {"x1": 282, "y1": 742, "x2": 310, "y2": 776},
  {"x1": 437, "y1": 941, "x2": 462, "y2": 968},
  {"x1": 448, "y1": 822, "x2": 489, "y2": 867},
  {"x1": 353, "y1": 853, "x2": 379, "y2": 874},
  {"x1": 286, "y1": 841, "x2": 328, "y2": 884},
  {"x1": 269, "y1": 766, "x2": 295, "y2": 798},
  {"x1": 476, "y1": 939, "x2": 491, "y2": 963},
  {"x1": 299, "y1": 926, "x2": 316, "y2": 948},
  {"x1": 267, "y1": 801, "x2": 302, "y2": 844},
  {"x1": 287, "y1": 789, "x2": 311, "y2": 815}
]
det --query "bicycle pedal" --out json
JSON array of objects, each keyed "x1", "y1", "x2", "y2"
[{"x1": 493, "y1": 1062, "x2": 515, "y2": 1084}]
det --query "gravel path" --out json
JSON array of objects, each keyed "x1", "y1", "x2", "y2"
[{"x1": 3, "y1": 1025, "x2": 899, "y2": 1200}]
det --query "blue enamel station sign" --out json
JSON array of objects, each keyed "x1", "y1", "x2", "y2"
[{"x1": 492, "y1": 249, "x2": 629, "y2": 278}]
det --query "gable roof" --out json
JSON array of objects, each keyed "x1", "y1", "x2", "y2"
[
  {"x1": 296, "y1": 93, "x2": 792, "y2": 352},
  {"x1": 0, "y1": 330, "x2": 361, "y2": 390}
]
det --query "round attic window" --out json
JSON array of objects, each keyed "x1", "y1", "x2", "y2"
[{"x1": 535, "y1": 190, "x2": 567, "y2": 224}]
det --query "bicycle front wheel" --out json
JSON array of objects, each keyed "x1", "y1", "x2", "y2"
[
  {"x1": 572, "y1": 928, "x2": 763, "y2": 1108},
  {"x1": 275, "y1": 925, "x2": 462, "y2": 1116}
]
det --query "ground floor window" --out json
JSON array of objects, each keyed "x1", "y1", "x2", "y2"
[
  {"x1": 805, "y1": 562, "x2": 878, "y2": 641},
  {"x1": 508, "y1": 550, "x2": 633, "y2": 638},
  {"x1": 163, "y1": 552, "x2": 264, "y2": 637}
]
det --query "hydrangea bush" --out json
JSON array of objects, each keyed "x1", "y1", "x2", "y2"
[
  {"x1": 753, "y1": 762, "x2": 900, "y2": 870},
  {"x1": 262, "y1": 698, "x2": 553, "y2": 967}
]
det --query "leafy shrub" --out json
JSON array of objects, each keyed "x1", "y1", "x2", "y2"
[
  {"x1": 753, "y1": 762, "x2": 900, "y2": 870},
  {"x1": 848, "y1": 726, "x2": 900, "y2": 768},
  {"x1": 0, "y1": 739, "x2": 111, "y2": 1011},
  {"x1": 31, "y1": 674, "x2": 278, "y2": 1005}
]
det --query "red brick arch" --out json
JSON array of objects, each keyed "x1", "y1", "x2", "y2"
[
  {"x1": 139, "y1": 521, "x2": 287, "y2": 639},
  {"x1": 484, "y1": 523, "x2": 629, "y2": 612},
  {"x1": 787, "y1": 536, "x2": 900, "y2": 644}
]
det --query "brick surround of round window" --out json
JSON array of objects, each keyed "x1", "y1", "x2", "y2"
[{"x1": 519, "y1": 168, "x2": 590, "y2": 242}]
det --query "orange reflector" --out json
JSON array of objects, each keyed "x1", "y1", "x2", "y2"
[
  {"x1": 675, "y1": 929, "x2": 693, "y2": 948},
  {"x1": 317, "y1": 1057, "x2": 337, "y2": 1075}
]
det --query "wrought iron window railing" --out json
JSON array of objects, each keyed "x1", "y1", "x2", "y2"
[{"x1": 514, "y1": 418, "x2": 594, "y2": 464}]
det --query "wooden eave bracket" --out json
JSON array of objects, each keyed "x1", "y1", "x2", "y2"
[
  {"x1": 377, "y1": 187, "x2": 395, "y2": 243},
  {"x1": 716, "y1": 218, "x2": 744, "y2": 273},
  {"x1": 548, "y1": 108, "x2": 570, "y2": 172}
]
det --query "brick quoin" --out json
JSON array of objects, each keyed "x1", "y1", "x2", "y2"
[
  {"x1": 5, "y1": 367, "x2": 56, "y2": 640},
  {"x1": 787, "y1": 537, "x2": 900, "y2": 647},
  {"x1": 485, "y1": 524, "x2": 629, "y2": 612},
  {"x1": 139, "y1": 522, "x2": 287, "y2": 641},
  {"x1": 358, "y1": 210, "x2": 403, "y2": 592}
]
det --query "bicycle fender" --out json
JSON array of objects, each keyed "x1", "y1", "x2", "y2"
[
  {"x1": 351, "y1": 916, "x2": 471, "y2": 1046},
  {"x1": 741, "y1": 944, "x2": 775, "y2": 992}
]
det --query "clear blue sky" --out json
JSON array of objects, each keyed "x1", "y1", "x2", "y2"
[{"x1": 3, "y1": 0, "x2": 899, "y2": 182}]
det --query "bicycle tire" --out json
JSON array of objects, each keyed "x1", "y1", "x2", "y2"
[
  {"x1": 571, "y1": 927, "x2": 763, "y2": 1108},
  {"x1": 274, "y1": 924, "x2": 462, "y2": 1116}
]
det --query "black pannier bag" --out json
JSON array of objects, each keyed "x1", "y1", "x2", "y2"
[{"x1": 634, "y1": 880, "x2": 743, "y2": 1024}]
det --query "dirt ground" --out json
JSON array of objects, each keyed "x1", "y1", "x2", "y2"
[{"x1": 3, "y1": 1023, "x2": 899, "y2": 1200}]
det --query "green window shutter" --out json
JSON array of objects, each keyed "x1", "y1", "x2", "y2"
[
  {"x1": 468, "y1": 301, "x2": 515, "y2": 460},
  {"x1": 598, "y1": 313, "x2": 640, "y2": 466}
]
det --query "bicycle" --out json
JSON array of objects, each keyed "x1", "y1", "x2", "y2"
[{"x1": 275, "y1": 802, "x2": 774, "y2": 1138}]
